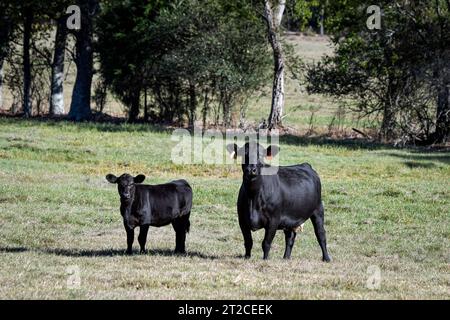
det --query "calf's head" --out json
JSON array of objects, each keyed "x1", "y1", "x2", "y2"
[
  {"x1": 227, "y1": 142, "x2": 279, "y2": 179},
  {"x1": 106, "y1": 173, "x2": 146, "y2": 200}
]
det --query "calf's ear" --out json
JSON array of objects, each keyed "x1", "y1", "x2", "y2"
[
  {"x1": 134, "y1": 174, "x2": 146, "y2": 183},
  {"x1": 226, "y1": 143, "x2": 239, "y2": 159},
  {"x1": 106, "y1": 174, "x2": 118, "y2": 183},
  {"x1": 266, "y1": 145, "x2": 280, "y2": 160}
]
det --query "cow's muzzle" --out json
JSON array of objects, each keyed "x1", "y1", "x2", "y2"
[{"x1": 245, "y1": 167, "x2": 258, "y2": 176}]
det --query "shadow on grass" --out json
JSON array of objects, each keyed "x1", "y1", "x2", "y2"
[
  {"x1": 403, "y1": 161, "x2": 437, "y2": 169},
  {"x1": 0, "y1": 247, "x2": 28, "y2": 253},
  {"x1": 0, "y1": 246, "x2": 218, "y2": 259},
  {"x1": 2, "y1": 114, "x2": 447, "y2": 153},
  {"x1": 148, "y1": 248, "x2": 218, "y2": 260},
  {"x1": 279, "y1": 134, "x2": 393, "y2": 151},
  {"x1": 0, "y1": 114, "x2": 172, "y2": 135},
  {"x1": 383, "y1": 152, "x2": 450, "y2": 166}
]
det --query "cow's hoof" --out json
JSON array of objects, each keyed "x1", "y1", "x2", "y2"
[
  {"x1": 244, "y1": 255, "x2": 251, "y2": 259},
  {"x1": 126, "y1": 250, "x2": 133, "y2": 255},
  {"x1": 322, "y1": 256, "x2": 331, "y2": 262},
  {"x1": 140, "y1": 249, "x2": 148, "y2": 254},
  {"x1": 174, "y1": 250, "x2": 186, "y2": 255}
]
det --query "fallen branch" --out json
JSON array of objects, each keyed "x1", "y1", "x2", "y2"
[{"x1": 352, "y1": 127, "x2": 371, "y2": 139}]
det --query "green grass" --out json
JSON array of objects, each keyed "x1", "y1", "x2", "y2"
[
  {"x1": 0, "y1": 118, "x2": 449, "y2": 299},
  {"x1": 0, "y1": 34, "x2": 448, "y2": 300}
]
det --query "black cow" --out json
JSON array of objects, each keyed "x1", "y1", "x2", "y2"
[
  {"x1": 106, "y1": 173, "x2": 192, "y2": 255},
  {"x1": 227, "y1": 142, "x2": 331, "y2": 261}
]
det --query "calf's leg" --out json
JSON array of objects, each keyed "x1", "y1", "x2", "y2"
[
  {"x1": 124, "y1": 225, "x2": 134, "y2": 255},
  {"x1": 172, "y1": 213, "x2": 190, "y2": 254},
  {"x1": 138, "y1": 225, "x2": 150, "y2": 254},
  {"x1": 310, "y1": 203, "x2": 331, "y2": 262},
  {"x1": 283, "y1": 229, "x2": 297, "y2": 259}
]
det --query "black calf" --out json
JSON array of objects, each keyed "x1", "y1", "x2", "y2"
[{"x1": 106, "y1": 173, "x2": 192, "y2": 254}]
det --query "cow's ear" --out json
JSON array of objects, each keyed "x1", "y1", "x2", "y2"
[
  {"x1": 266, "y1": 145, "x2": 280, "y2": 160},
  {"x1": 134, "y1": 174, "x2": 146, "y2": 183},
  {"x1": 106, "y1": 174, "x2": 118, "y2": 184},
  {"x1": 226, "y1": 143, "x2": 239, "y2": 159}
]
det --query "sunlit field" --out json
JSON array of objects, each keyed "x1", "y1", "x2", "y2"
[{"x1": 0, "y1": 118, "x2": 448, "y2": 299}]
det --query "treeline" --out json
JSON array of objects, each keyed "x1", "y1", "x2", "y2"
[
  {"x1": 0, "y1": 0, "x2": 327, "y2": 127},
  {"x1": 0, "y1": 0, "x2": 448, "y2": 144},
  {"x1": 0, "y1": 0, "x2": 276, "y2": 127},
  {"x1": 307, "y1": 0, "x2": 450, "y2": 144},
  {"x1": 0, "y1": 0, "x2": 98, "y2": 120},
  {"x1": 96, "y1": 0, "x2": 271, "y2": 127}
]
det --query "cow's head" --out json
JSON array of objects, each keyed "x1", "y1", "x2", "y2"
[
  {"x1": 227, "y1": 142, "x2": 279, "y2": 179},
  {"x1": 106, "y1": 173, "x2": 146, "y2": 200}
]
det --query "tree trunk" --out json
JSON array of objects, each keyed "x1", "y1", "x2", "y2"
[
  {"x1": 380, "y1": 103, "x2": 395, "y2": 141},
  {"x1": 50, "y1": 16, "x2": 67, "y2": 116},
  {"x1": 143, "y1": 87, "x2": 148, "y2": 121},
  {"x1": 128, "y1": 91, "x2": 140, "y2": 122},
  {"x1": 433, "y1": 84, "x2": 450, "y2": 143},
  {"x1": 319, "y1": 5, "x2": 325, "y2": 36},
  {"x1": 0, "y1": 58, "x2": 4, "y2": 109},
  {"x1": 0, "y1": 11, "x2": 12, "y2": 111},
  {"x1": 202, "y1": 88, "x2": 209, "y2": 131},
  {"x1": 221, "y1": 91, "x2": 232, "y2": 128},
  {"x1": 189, "y1": 81, "x2": 196, "y2": 127},
  {"x1": 264, "y1": 0, "x2": 285, "y2": 130},
  {"x1": 68, "y1": 0, "x2": 97, "y2": 121},
  {"x1": 23, "y1": 8, "x2": 32, "y2": 117},
  {"x1": 380, "y1": 76, "x2": 397, "y2": 141}
]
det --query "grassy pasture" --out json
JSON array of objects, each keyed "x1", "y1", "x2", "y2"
[{"x1": 0, "y1": 118, "x2": 449, "y2": 299}]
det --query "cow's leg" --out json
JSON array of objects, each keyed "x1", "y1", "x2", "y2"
[
  {"x1": 310, "y1": 203, "x2": 331, "y2": 262},
  {"x1": 138, "y1": 225, "x2": 150, "y2": 254},
  {"x1": 262, "y1": 225, "x2": 277, "y2": 260},
  {"x1": 172, "y1": 214, "x2": 189, "y2": 254},
  {"x1": 124, "y1": 225, "x2": 134, "y2": 255},
  {"x1": 239, "y1": 218, "x2": 253, "y2": 258},
  {"x1": 283, "y1": 229, "x2": 297, "y2": 259}
]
